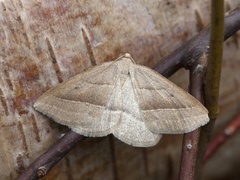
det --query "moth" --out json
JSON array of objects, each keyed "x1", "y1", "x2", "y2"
[{"x1": 34, "y1": 53, "x2": 209, "y2": 147}]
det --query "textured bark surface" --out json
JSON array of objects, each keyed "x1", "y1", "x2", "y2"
[{"x1": 0, "y1": 0, "x2": 240, "y2": 179}]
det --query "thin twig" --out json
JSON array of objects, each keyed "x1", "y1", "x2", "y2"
[
  {"x1": 204, "y1": 112, "x2": 240, "y2": 162},
  {"x1": 16, "y1": 131, "x2": 85, "y2": 180},
  {"x1": 178, "y1": 63, "x2": 206, "y2": 180}
]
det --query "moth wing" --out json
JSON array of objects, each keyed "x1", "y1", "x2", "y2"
[
  {"x1": 34, "y1": 61, "x2": 122, "y2": 137},
  {"x1": 112, "y1": 75, "x2": 162, "y2": 147},
  {"x1": 132, "y1": 65, "x2": 209, "y2": 134}
]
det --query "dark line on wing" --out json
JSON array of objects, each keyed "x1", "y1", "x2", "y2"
[
  {"x1": 71, "y1": 62, "x2": 116, "y2": 90},
  {"x1": 143, "y1": 107, "x2": 198, "y2": 111},
  {"x1": 135, "y1": 68, "x2": 164, "y2": 111},
  {"x1": 81, "y1": 27, "x2": 97, "y2": 66},
  {"x1": 139, "y1": 69, "x2": 186, "y2": 120},
  {"x1": 75, "y1": 64, "x2": 121, "y2": 121},
  {"x1": 82, "y1": 79, "x2": 116, "y2": 86},
  {"x1": 140, "y1": 68, "x2": 186, "y2": 107},
  {"x1": 46, "y1": 38, "x2": 63, "y2": 82},
  {"x1": 44, "y1": 96, "x2": 142, "y2": 120},
  {"x1": 87, "y1": 67, "x2": 122, "y2": 126},
  {"x1": 139, "y1": 87, "x2": 164, "y2": 91},
  {"x1": 138, "y1": 70, "x2": 178, "y2": 128},
  {"x1": 128, "y1": 72, "x2": 145, "y2": 120},
  {"x1": 101, "y1": 73, "x2": 121, "y2": 117}
]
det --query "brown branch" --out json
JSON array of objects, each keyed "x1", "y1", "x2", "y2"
[
  {"x1": 204, "y1": 112, "x2": 240, "y2": 162},
  {"x1": 178, "y1": 62, "x2": 206, "y2": 180},
  {"x1": 16, "y1": 131, "x2": 85, "y2": 180}
]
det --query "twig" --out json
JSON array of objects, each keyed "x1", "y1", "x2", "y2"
[
  {"x1": 178, "y1": 62, "x2": 206, "y2": 180},
  {"x1": 204, "y1": 112, "x2": 240, "y2": 162},
  {"x1": 16, "y1": 131, "x2": 85, "y2": 180}
]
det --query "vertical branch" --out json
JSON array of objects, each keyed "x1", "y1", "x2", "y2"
[
  {"x1": 205, "y1": 0, "x2": 224, "y2": 120},
  {"x1": 197, "y1": 0, "x2": 224, "y2": 176},
  {"x1": 196, "y1": 1, "x2": 224, "y2": 179},
  {"x1": 178, "y1": 65, "x2": 205, "y2": 180}
]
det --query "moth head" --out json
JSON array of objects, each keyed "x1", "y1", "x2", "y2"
[
  {"x1": 123, "y1": 53, "x2": 136, "y2": 64},
  {"x1": 115, "y1": 53, "x2": 136, "y2": 64}
]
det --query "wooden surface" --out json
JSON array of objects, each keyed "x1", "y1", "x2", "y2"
[{"x1": 0, "y1": 0, "x2": 240, "y2": 179}]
